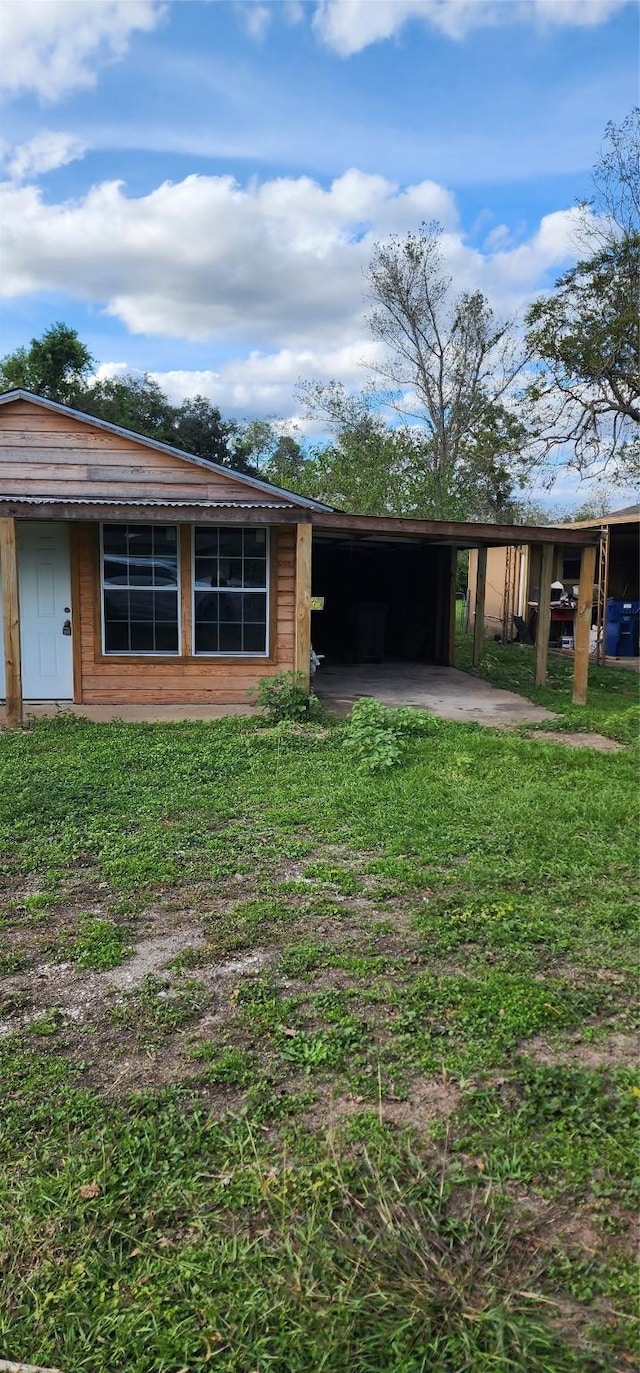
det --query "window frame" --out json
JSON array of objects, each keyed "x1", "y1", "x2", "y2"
[
  {"x1": 100, "y1": 522, "x2": 182, "y2": 658},
  {"x1": 191, "y1": 525, "x2": 271, "y2": 658}
]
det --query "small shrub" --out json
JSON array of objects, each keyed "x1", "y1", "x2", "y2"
[
  {"x1": 248, "y1": 671, "x2": 324, "y2": 724},
  {"x1": 343, "y1": 698, "x2": 437, "y2": 773}
]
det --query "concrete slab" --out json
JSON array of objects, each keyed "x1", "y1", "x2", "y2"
[
  {"x1": 0, "y1": 666, "x2": 554, "y2": 730},
  {"x1": 315, "y1": 663, "x2": 555, "y2": 727}
]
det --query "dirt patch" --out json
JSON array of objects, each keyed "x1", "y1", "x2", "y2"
[
  {"x1": 305, "y1": 1075, "x2": 461, "y2": 1133},
  {"x1": 527, "y1": 730, "x2": 623, "y2": 752},
  {"x1": 102, "y1": 927, "x2": 205, "y2": 990},
  {"x1": 525, "y1": 1029, "x2": 639, "y2": 1068}
]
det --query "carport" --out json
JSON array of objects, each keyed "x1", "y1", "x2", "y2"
[{"x1": 303, "y1": 511, "x2": 600, "y2": 705}]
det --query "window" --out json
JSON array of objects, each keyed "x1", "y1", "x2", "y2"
[
  {"x1": 102, "y1": 524, "x2": 179, "y2": 654},
  {"x1": 562, "y1": 554, "x2": 582, "y2": 583},
  {"x1": 194, "y1": 527, "x2": 268, "y2": 655}
]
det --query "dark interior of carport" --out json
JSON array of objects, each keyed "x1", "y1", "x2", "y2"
[{"x1": 311, "y1": 532, "x2": 455, "y2": 665}]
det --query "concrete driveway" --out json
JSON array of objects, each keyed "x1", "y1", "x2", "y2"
[{"x1": 315, "y1": 663, "x2": 555, "y2": 727}]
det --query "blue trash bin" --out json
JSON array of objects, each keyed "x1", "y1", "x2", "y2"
[{"x1": 606, "y1": 600, "x2": 640, "y2": 656}]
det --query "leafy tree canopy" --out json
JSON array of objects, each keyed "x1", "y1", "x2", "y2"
[
  {"x1": 0, "y1": 322, "x2": 94, "y2": 406},
  {"x1": 525, "y1": 109, "x2": 640, "y2": 488}
]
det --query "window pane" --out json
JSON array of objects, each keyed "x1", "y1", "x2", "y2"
[
  {"x1": 195, "y1": 528, "x2": 218, "y2": 558},
  {"x1": 195, "y1": 621, "x2": 219, "y2": 653},
  {"x1": 104, "y1": 620, "x2": 129, "y2": 653},
  {"x1": 218, "y1": 558, "x2": 243, "y2": 587},
  {"x1": 194, "y1": 557, "x2": 217, "y2": 589},
  {"x1": 103, "y1": 525, "x2": 127, "y2": 556},
  {"x1": 243, "y1": 592, "x2": 266, "y2": 623},
  {"x1": 155, "y1": 623, "x2": 179, "y2": 653},
  {"x1": 154, "y1": 590, "x2": 178, "y2": 621},
  {"x1": 244, "y1": 558, "x2": 267, "y2": 588},
  {"x1": 243, "y1": 623, "x2": 266, "y2": 653},
  {"x1": 127, "y1": 526, "x2": 153, "y2": 557},
  {"x1": 219, "y1": 529, "x2": 243, "y2": 558},
  {"x1": 104, "y1": 590, "x2": 130, "y2": 620},
  {"x1": 244, "y1": 528, "x2": 266, "y2": 556},
  {"x1": 195, "y1": 591, "x2": 219, "y2": 623},
  {"x1": 103, "y1": 558, "x2": 129, "y2": 587},
  {"x1": 130, "y1": 622, "x2": 154, "y2": 652},
  {"x1": 219, "y1": 623, "x2": 242, "y2": 652},
  {"x1": 219, "y1": 591, "x2": 243, "y2": 622}
]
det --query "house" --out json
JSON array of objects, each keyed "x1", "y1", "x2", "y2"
[
  {"x1": 467, "y1": 506, "x2": 640, "y2": 660},
  {"x1": 0, "y1": 391, "x2": 599, "y2": 727}
]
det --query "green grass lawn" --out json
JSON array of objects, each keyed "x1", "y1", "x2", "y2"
[
  {"x1": 456, "y1": 631, "x2": 639, "y2": 743},
  {"x1": 0, "y1": 679, "x2": 638, "y2": 1372}
]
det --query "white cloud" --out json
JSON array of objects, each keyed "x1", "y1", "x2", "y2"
[
  {"x1": 2, "y1": 130, "x2": 86, "y2": 181},
  {"x1": 242, "y1": 2, "x2": 272, "y2": 41},
  {"x1": 0, "y1": 168, "x2": 457, "y2": 346},
  {"x1": 0, "y1": 163, "x2": 588, "y2": 417},
  {"x1": 148, "y1": 341, "x2": 385, "y2": 415},
  {"x1": 0, "y1": 0, "x2": 165, "y2": 103},
  {"x1": 312, "y1": 0, "x2": 632, "y2": 54}
]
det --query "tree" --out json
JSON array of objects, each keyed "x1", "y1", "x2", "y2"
[
  {"x1": 365, "y1": 221, "x2": 527, "y2": 499},
  {"x1": 171, "y1": 395, "x2": 240, "y2": 469},
  {"x1": 81, "y1": 373, "x2": 174, "y2": 437},
  {"x1": 0, "y1": 323, "x2": 94, "y2": 405},
  {"x1": 297, "y1": 378, "x2": 527, "y2": 521},
  {"x1": 526, "y1": 111, "x2": 640, "y2": 486}
]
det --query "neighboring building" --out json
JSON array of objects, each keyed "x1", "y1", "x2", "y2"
[
  {"x1": 0, "y1": 391, "x2": 598, "y2": 725},
  {"x1": 468, "y1": 506, "x2": 640, "y2": 655}
]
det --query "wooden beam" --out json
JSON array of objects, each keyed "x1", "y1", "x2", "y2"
[
  {"x1": 572, "y1": 543, "x2": 597, "y2": 706},
  {"x1": 533, "y1": 542, "x2": 555, "y2": 687},
  {"x1": 294, "y1": 522, "x2": 312, "y2": 690},
  {"x1": 179, "y1": 524, "x2": 192, "y2": 658},
  {"x1": 69, "y1": 523, "x2": 83, "y2": 703},
  {"x1": 0, "y1": 516, "x2": 22, "y2": 728},
  {"x1": 0, "y1": 502, "x2": 309, "y2": 526},
  {"x1": 310, "y1": 509, "x2": 596, "y2": 546},
  {"x1": 472, "y1": 546, "x2": 487, "y2": 668}
]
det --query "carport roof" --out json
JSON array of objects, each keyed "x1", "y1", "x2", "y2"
[{"x1": 310, "y1": 509, "x2": 597, "y2": 547}]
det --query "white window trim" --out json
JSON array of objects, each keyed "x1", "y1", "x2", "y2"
[
  {"x1": 100, "y1": 521, "x2": 181, "y2": 657},
  {"x1": 191, "y1": 525, "x2": 270, "y2": 658}
]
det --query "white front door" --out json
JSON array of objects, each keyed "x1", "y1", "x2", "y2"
[{"x1": 0, "y1": 523, "x2": 73, "y2": 700}]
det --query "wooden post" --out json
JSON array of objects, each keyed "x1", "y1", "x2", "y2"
[
  {"x1": 0, "y1": 516, "x2": 22, "y2": 729},
  {"x1": 472, "y1": 546, "x2": 487, "y2": 667},
  {"x1": 533, "y1": 542, "x2": 555, "y2": 687},
  {"x1": 294, "y1": 522, "x2": 312, "y2": 691},
  {"x1": 572, "y1": 543, "x2": 597, "y2": 706},
  {"x1": 448, "y1": 547, "x2": 457, "y2": 666}
]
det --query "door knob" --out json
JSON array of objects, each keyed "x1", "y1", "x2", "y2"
[{"x1": 63, "y1": 619, "x2": 72, "y2": 636}]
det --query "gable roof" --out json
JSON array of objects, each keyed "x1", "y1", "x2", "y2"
[{"x1": 0, "y1": 389, "x2": 333, "y2": 513}]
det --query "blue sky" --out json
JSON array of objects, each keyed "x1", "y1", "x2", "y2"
[{"x1": 0, "y1": 0, "x2": 638, "y2": 501}]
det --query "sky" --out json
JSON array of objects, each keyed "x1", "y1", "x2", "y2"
[{"x1": 0, "y1": 0, "x2": 638, "y2": 506}]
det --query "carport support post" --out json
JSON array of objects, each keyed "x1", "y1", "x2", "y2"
[
  {"x1": 534, "y1": 542, "x2": 554, "y2": 687},
  {"x1": 572, "y1": 543, "x2": 597, "y2": 706},
  {"x1": 472, "y1": 546, "x2": 487, "y2": 667},
  {"x1": 0, "y1": 516, "x2": 22, "y2": 729},
  {"x1": 447, "y1": 547, "x2": 458, "y2": 666},
  {"x1": 294, "y1": 521, "x2": 312, "y2": 692}
]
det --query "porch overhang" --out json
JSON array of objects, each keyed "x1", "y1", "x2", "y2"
[{"x1": 0, "y1": 497, "x2": 310, "y2": 525}]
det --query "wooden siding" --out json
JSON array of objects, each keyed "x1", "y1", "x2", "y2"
[
  {"x1": 75, "y1": 523, "x2": 296, "y2": 704},
  {"x1": 0, "y1": 400, "x2": 292, "y2": 505}
]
